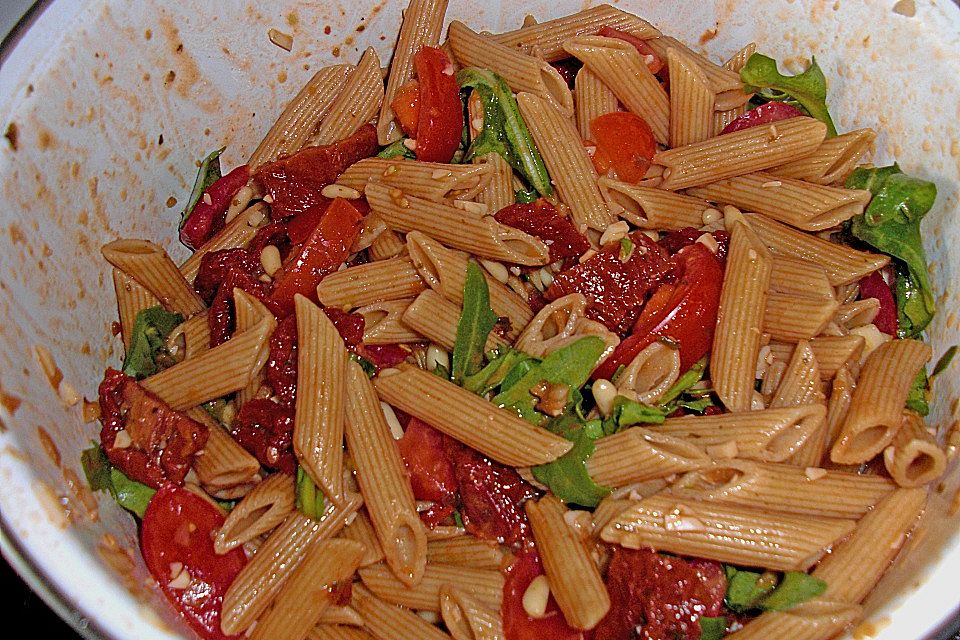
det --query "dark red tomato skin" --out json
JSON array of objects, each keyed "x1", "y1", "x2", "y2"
[
  {"x1": 502, "y1": 548, "x2": 584, "y2": 640},
  {"x1": 266, "y1": 315, "x2": 298, "y2": 408},
  {"x1": 550, "y1": 58, "x2": 583, "y2": 89},
  {"x1": 357, "y1": 344, "x2": 411, "y2": 371},
  {"x1": 397, "y1": 418, "x2": 458, "y2": 526},
  {"x1": 720, "y1": 101, "x2": 804, "y2": 135},
  {"x1": 323, "y1": 307, "x2": 366, "y2": 347},
  {"x1": 658, "y1": 227, "x2": 730, "y2": 263},
  {"x1": 141, "y1": 485, "x2": 247, "y2": 640},
  {"x1": 230, "y1": 399, "x2": 296, "y2": 474},
  {"x1": 413, "y1": 47, "x2": 463, "y2": 163},
  {"x1": 194, "y1": 249, "x2": 270, "y2": 347},
  {"x1": 859, "y1": 270, "x2": 898, "y2": 336},
  {"x1": 180, "y1": 164, "x2": 252, "y2": 250},
  {"x1": 494, "y1": 199, "x2": 591, "y2": 263}
]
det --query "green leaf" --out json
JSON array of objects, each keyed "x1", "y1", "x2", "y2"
[
  {"x1": 180, "y1": 148, "x2": 224, "y2": 231},
  {"x1": 698, "y1": 616, "x2": 728, "y2": 640},
  {"x1": 603, "y1": 396, "x2": 666, "y2": 435},
  {"x1": 724, "y1": 568, "x2": 777, "y2": 613},
  {"x1": 740, "y1": 54, "x2": 837, "y2": 137},
  {"x1": 757, "y1": 572, "x2": 827, "y2": 611},
  {"x1": 463, "y1": 348, "x2": 534, "y2": 395},
  {"x1": 453, "y1": 509, "x2": 465, "y2": 529},
  {"x1": 350, "y1": 352, "x2": 377, "y2": 379},
  {"x1": 452, "y1": 260, "x2": 499, "y2": 384},
  {"x1": 660, "y1": 358, "x2": 708, "y2": 406},
  {"x1": 296, "y1": 466, "x2": 325, "y2": 520},
  {"x1": 893, "y1": 262, "x2": 934, "y2": 339},
  {"x1": 81, "y1": 444, "x2": 113, "y2": 493},
  {"x1": 378, "y1": 139, "x2": 417, "y2": 160},
  {"x1": 933, "y1": 345, "x2": 959, "y2": 378},
  {"x1": 532, "y1": 416, "x2": 610, "y2": 507},
  {"x1": 122, "y1": 306, "x2": 184, "y2": 379},
  {"x1": 724, "y1": 567, "x2": 826, "y2": 613},
  {"x1": 515, "y1": 187, "x2": 539, "y2": 203},
  {"x1": 906, "y1": 367, "x2": 930, "y2": 417},
  {"x1": 111, "y1": 468, "x2": 156, "y2": 519}
]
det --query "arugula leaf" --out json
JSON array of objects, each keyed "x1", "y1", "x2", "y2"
[
  {"x1": 740, "y1": 54, "x2": 837, "y2": 137},
  {"x1": 452, "y1": 260, "x2": 499, "y2": 384},
  {"x1": 349, "y1": 352, "x2": 377, "y2": 379},
  {"x1": 80, "y1": 444, "x2": 156, "y2": 518},
  {"x1": 846, "y1": 165, "x2": 937, "y2": 337},
  {"x1": 81, "y1": 443, "x2": 113, "y2": 493},
  {"x1": 378, "y1": 139, "x2": 417, "y2": 160},
  {"x1": 180, "y1": 148, "x2": 224, "y2": 231},
  {"x1": 122, "y1": 306, "x2": 184, "y2": 379},
  {"x1": 296, "y1": 466, "x2": 325, "y2": 520},
  {"x1": 698, "y1": 616, "x2": 728, "y2": 640},
  {"x1": 933, "y1": 345, "x2": 958, "y2": 378},
  {"x1": 724, "y1": 567, "x2": 826, "y2": 613},
  {"x1": 906, "y1": 367, "x2": 930, "y2": 417},
  {"x1": 515, "y1": 187, "x2": 539, "y2": 203},
  {"x1": 757, "y1": 572, "x2": 827, "y2": 611},
  {"x1": 602, "y1": 396, "x2": 666, "y2": 435},
  {"x1": 533, "y1": 416, "x2": 610, "y2": 507},
  {"x1": 463, "y1": 348, "x2": 534, "y2": 395},
  {"x1": 724, "y1": 568, "x2": 778, "y2": 613},
  {"x1": 457, "y1": 68, "x2": 552, "y2": 197},
  {"x1": 660, "y1": 358, "x2": 708, "y2": 406}
]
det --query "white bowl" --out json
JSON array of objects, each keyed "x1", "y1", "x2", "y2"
[{"x1": 1, "y1": 1, "x2": 959, "y2": 638}]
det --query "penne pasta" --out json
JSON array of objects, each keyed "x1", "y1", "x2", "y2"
[
  {"x1": 476, "y1": 152, "x2": 515, "y2": 214},
  {"x1": 426, "y1": 536, "x2": 504, "y2": 570},
  {"x1": 214, "y1": 473, "x2": 294, "y2": 554},
  {"x1": 311, "y1": 625, "x2": 377, "y2": 640},
  {"x1": 337, "y1": 159, "x2": 491, "y2": 202},
  {"x1": 768, "y1": 335, "x2": 864, "y2": 381},
  {"x1": 341, "y1": 508, "x2": 387, "y2": 567},
  {"x1": 835, "y1": 298, "x2": 880, "y2": 330},
  {"x1": 644, "y1": 36, "x2": 749, "y2": 110},
  {"x1": 316, "y1": 606, "x2": 364, "y2": 628},
  {"x1": 575, "y1": 66, "x2": 619, "y2": 142},
  {"x1": 514, "y1": 293, "x2": 618, "y2": 360},
  {"x1": 667, "y1": 47, "x2": 714, "y2": 147},
  {"x1": 439, "y1": 585, "x2": 504, "y2": 640},
  {"x1": 317, "y1": 255, "x2": 426, "y2": 309},
  {"x1": 768, "y1": 256, "x2": 835, "y2": 299},
  {"x1": 824, "y1": 364, "x2": 857, "y2": 453},
  {"x1": 725, "y1": 600, "x2": 862, "y2": 640},
  {"x1": 352, "y1": 584, "x2": 454, "y2": 640},
  {"x1": 763, "y1": 292, "x2": 839, "y2": 342},
  {"x1": 358, "y1": 561, "x2": 504, "y2": 612},
  {"x1": 310, "y1": 47, "x2": 384, "y2": 147},
  {"x1": 358, "y1": 299, "x2": 422, "y2": 345},
  {"x1": 769, "y1": 340, "x2": 823, "y2": 409},
  {"x1": 616, "y1": 341, "x2": 681, "y2": 405},
  {"x1": 768, "y1": 128, "x2": 877, "y2": 185},
  {"x1": 112, "y1": 268, "x2": 159, "y2": 351},
  {"x1": 713, "y1": 42, "x2": 756, "y2": 135},
  {"x1": 233, "y1": 288, "x2": 273, "y2": 408},
  {"x1": 401, "y1": 289, "x2": 503, "y2": 353},
  {"x1": 168, "y1": 313, "x2": 211, "y2": 362},
  {"x1": 189, "y1": 408, "x2": 262, "y2": 496},
  {"x1": 102, "y1": 239, "x2": 206, "y2": 317},
  {"x1": 588, "y1": 427, "x2": 710, "y2": 488},
  {"x1": 883, "y1": 410, "x2": 946, "y2": 488},
  {"x1": 368, "y1": 229, "x2": 407, "y2": 262},
  {"x1": 598, "y1": 178, "x2": 709, "y2": 229}
]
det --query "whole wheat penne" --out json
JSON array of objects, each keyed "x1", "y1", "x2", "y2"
[
  {"x1": 883, "y1": 410, "x2": 946, "y2": 487},
  {"x1": 449, "y1": 21, "x2": 573, "y2": 118},
  {"x1": 598, "y1": 178, "x2": 709, "y2": 229},
  {"x1": 179, "y1": 203, "x2": 269, "y2": 283},
  {"x1": 836, "y1": 299, "x2": 880, "y2": 330},
  {"x1": 645, "y1": 36, "x2": 749, "y2": 110},
  {"x1": 352, "y1": 213, "x2": 388, "y2": 253},
  {"x1": 575, "y1": 67, "x2": 619, "y2": 142},
  {"x1": 369, "y1": 229, "x2": 407, "y2": 261},
  {"x1": 768, "y1": 128, "x2": 877, "y2": 185},
  {"x1": 526, "y1": 495, "x2": 610, "y2": 630},
  {"x1": 770, "y1": 341, "x2": 825, "y2": 462},
  {"x1": 744, "y1": 212, "x2": 889, "y2": 285},
  {"x1": 358, "y1": 299, "x2": 422, "y2": 345},
  {"x1": 310, "y1": 625, "x2": 377, "y2": 640},
  {"x1": 687, "y1": 172, "x2": 872, "y2": 231},
  {"x1": 221, "y1": 495, "x2": 362, "y2": 634},
  {"x1": 667, "y1": 47, "x2": 714, "y2": 147},
  {"x1": 768, "y1": 336, "x2": 864, "y2": 381},
  {"x1": 249, "y1": 64, "x2": 355, "y2": 169},
  {"x1": 214, "y1": 473, "x2": 294, "y2": 554},
  {"x1": 406, "y1": 232, "x2": 532, "y2": 338},
  {"x1": 189, "y1": 409, "x2": 262, "y2": 494},
  {"x1": 667, "y1": 460, "x2": 894, "y2": 519},
  {"x1": 769, "y1": 256, "x2": 834, "y2": 299},
  {"x1": 341, "y1": 508, "x2": 387, "y2": 567},
  {"x1": 602, "y1": 494, "x2": 856, "y2": 571},
  {"x1": 831, "y1": 339, "x2": 931, "y2": 465},
  {"x1": 102, "y1": 239, "x2": 205, "y2": 317},
  {"x1": 726, "y1": 600, "x2": 862, "y2": 640},
  {"x1": 711, "y1": 220, "x2": 772, "y2": 411},
  {"x1": 591, "y1": 497, "x2": 636, "y2": 534},
  {"x1": 317, "y1": 256, "x2": 426, "y2": 309},
  {"x1": 141, "y1": 312, "x2": 275, "y2": 410},
  {"x1": 713, "y1": 43, "x2": 756, "y2": 135},
  {"x1": 812, "y1": 487, "x2": 927, "y2": 603},
  {"x1": 402, "y1": 289, "x2": 503, "y2": 353},
  {"x1": 310, "y1": 48, "x2": 384, "y2": 147},
  {"x1": 316, "y1": 606, "x2": 364, "y2": 628},
  {"x1": 564, "y1": 36, "x2": 669, "y2": 145},
  {"x1": 425, "y1": 525, "x2": 468, "y2": 541},
  {"x1": 658, "y1": 404, "x2": 828, "y2": 463},
  {"x1": 824, "y1": 365, "x2": 856, "y2": 451},
  {"x1": 654, "y1": 117, "x2": 827, "y2": 191},
  {"x1": 168, "y1": 312, "x2": 210, "y2": 361},
  {"x1": 359, "y1": 561, "x2": 503, "y2": 612},
  {"x1": 338, "y1": 159, "x2": 490, "y2": 202},
  {"x1": 294, "y1": 295, "x2": 348, "y2": 505},
  {"x1": 112, "y1": 269, "x2": 159, "y2": 351},
  {"x1": 377, "y1": 0, "x2": 449, "y2": 145},
  {"x1": 440, "y1": 585, "x2": 504, "y2": 640},
  {"x1": 345, "y1": 359, "x2": 427, "y2": 586},
  {"x1": 233, "y1": 288, "x2": 273, "y2": 408},
  {"x1": 367, "y1": 183, "x2": 549, "y2": 265},
  {"x1": 764, "y1": 292, "x2": 839, "y2": 342},
  {"x1": 250, "y1": 539, "x2": 365, "y2": 640},
  {"x1": 352, "y1": 584, "x2": 454, "y2": 640},
  {"x1": 490, "y1": 5, "x2": 660, "y2": 61},
  {"x1": 476, "y1": 152, "x2": 515, "y2": 214},
  {"x1": 426, "y1": 536, "x2": 504, "y2": 570},
  {"x1": 514, "y1": 293, "x2": 619, "y2": 360},
  {"x1": 616, "y1": 341, "x2": 681, "y2": 405},
  {"x1": 374, "y1": 364, "x2": 572, "y2": 466},
  {"x1": 588, "y1": 426, "x2": 710, "y2": 487},
  {"x1": 515, "y1": 91, "x2": 614, "y2": 231}
]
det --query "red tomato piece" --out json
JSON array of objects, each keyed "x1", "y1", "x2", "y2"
[
  {"x1": 859, "y1": 269, "x2": 899, "y2": 336},
  {"x1": 194, "y1": 248, "x2": 270, "y2": 347},
  {"x1": 230, "y1": 398, "x2": 296, "y2": 474},
  {"x1": 267, "y1": 197, "x2": 364, "y2": 317},
  {"x1": 546, "y1": 231, "x2": 673, "y2": 334},
  {"x1": 593, "y1": 548, "x2": 727, "y2": 640},
  {"x1": 597, "y1": 26, "x2": 664, "y2": 73},
  {"x1": 391, "y1": 80, "x2": 421, "y2": 138},
  {"x1": 550, "y1": 58, "x2": 583, "y2": 89},
  {"x1": 658, "y1": 226, "x2": 731, "y2": 263},
  {"x1": 719, "y1": 101, "x2": 804, "y2": 135},
  {"x1": 180, "y1": 164, "x2": 252, "y2": 251},
  {"x1": 356, "y1": 344, "x2": 412, "y2": 371},
  {"x1": 413, "y1": 47, "x2": 464, "y2": 163},
  {"x1": 141, "y1": 485, "x2": 247, "y2": 640},
  {"x1": 502, "y1": 548, "x2": 584, "y2": 640},
  {"x1": 266, "y1": 315, "x2": 298, "y2": 408},
  {"x1": 593, "y1": 242, "x2": 724, "y2": 379},
  {"x1": 589, "y1": 112, "x2": 657, "y2": 183},
  {"x1": 494, "y1": 199, "x2": 591, "y2": 263},
  {"x1": 397, "y1": 418, "x2": 458, "y2": 526},
  {"x1": 323, "y1": 307, "x2": 365, "y2": 347}
]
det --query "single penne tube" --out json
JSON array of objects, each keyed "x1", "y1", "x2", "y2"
[
  {"x1": 345, "y1": 359, "x2": 427, "y2": 586},
  {"x1": 141, "y1": 312, "x2": 275, "y2": 410},
  {"x1": 476, "y1": 152, "x2": 515, "y2": 214},
  {"x1": 616, "y1": 341, "x2": 681, "y2": 405},
  {"x1": 667, "y1": 47, "x2": 714, "y2": 147},
  {"x1": 369, "y1": 229, "x2": 407, "y2": 261},
  {"x1": 725, "y1": 600, "x2": 862, "y2": 640},
  {"x1": 214, "y1": 473, "x2": 294, "y2": 554},
  {"x1": 591, "y1": 497, "x2": 636, "y2": 534},
  {"x1": 352, "y1": 213, "x2": 388, "y2": 254},
  {"x1": 713, "y1": 42, "x2": 756, "y2": 135},
  {"x1": 654, "y1": 117, "x2": 827, "y2": 191},
  {"x1": 514, "y1": 293, "x2": 619, "y2": 360},
  {"x1": 835, "y1": 298, "x2": 880, "y2": 330},
  {"x1": 221, "y1": 495, "x2": 362, "y2": 634},
  {"x1": 768, "y1": 128, "x2": 877, "y2": 185},
  {"x1": 406, "y1": 232, "x2": 532, "y2": 338},
  {"x1": 440, "y1": 585, "x2": 504, "y2": 640},
  {"x1": 294, "y1": 295, "x2": 348, "y2": 505},
  {"x1": 337, "y1": 159, "x2": 491, "y2": 202},
  {"x1": 358, "y1": 561, "x2": 504, "y2": 612},
  {"x1": 309, "y1": 47, "x2": 383, "y2": 147},
  {"x1": 564, "y1": 36, "x2": 669, "y2": 144},
  {"x1": 883, "y1": 410, "x2": 946, "y2": 488},
  {"x1": 658, "y1": 404, "x2": 828, "y2": 463},
  {"x1": 374, "y1": 364, "x2": 572, "y2": 466},
  {"x1": 377, "y1": 0, "x2": 449, "y2": 145},
  {"x1": 112, "y1": 268, "x2": 159, "y2": 351},
  {"x1": 526, "y1": 495, "x2": 610, "y2": 629},
  {"x1": 401, "y1": 289, "x2": 503, "y2": 353},
  {"x1": 515, "y1": 91, "x2": 614, "y2": 231},
  {"x1": 188, "y1": 409, "x2": 262, "y2": 494},
  {"x1": 359, "y1": 299, "x2": 422, "y2": 345},
  {"x1": 310, "y1": 625, "x2": 377, "y2": 640},
  {"x1": 316, "y1": 606, "x2": 364, "y2": 628},
  {"x1": 248, "y1": 64, "x2": 355, "y2": 169},
  {"x1": 425, "y1": 525, "x2": 467, "y2": 541},
  {"x1": 587, "y1": 426, "x2": 710, "y2": 488},
  {"x1": 426, "y1": 536, "x2": 504, "y2": 570},
  {"x1": 575, "y1": 66, "x2": 619, "y2": 142},
  {"x1": 352, "y1": 584, "x2": 454, "y2": 640},
  {"x1": 644, "y1": 35, "x2": 749, "y2": 110},
  {"x1": 768, "y1": 255, "x2": 835, "y2": 299},
  {"x1": 667, "y1": 459, "x2": 895, "y2": 519},
  {"x1": 168, "y1": 313, "x2": 211, "y2": 362},
  {"x1": 744, "y1": 212, "x2": 889, "y2": 286},
  {"x1": 233, "y1": 288, "x2": 273, "y2": 408},
  {"x1": 250, "y1": 539, "x2": 365, "y2": 640},
  {"x1": 317, "y1": 255, "x2": 426, "y2": 309},
  {"x1": 824, "y1": 365, "x2": 856, "y2": 450},
  {"x1": 341, "y1": 508, "x2": 387, "y2": 567},
  {"x1": 490, "y1": 5, "x2": 660, "y2": 61},
  {"x1": 602, "y1": 494, "x2": 857, "y2": 572},
  {"x1": 598, "y1": 178, "x2": 708, "y2": 229},
  {"x1": 768, "y1": 335, "x2": 864, "y2": 381},
  {"x1": 686, "y1": 172, "x2": 872, "y2": 231},
  {"x1": 102, "y1": 239, "x2": 205, "y2": 317},
  {"x1": 830, "y1": 338, "x2": 932, "y2": 465},
  {"x1": 711, "y1": 219, "x2": 772, "y2": 411},
  {"x1": 771, "y1": 342, "x2": 825, "y2": 462},
  {"x1": 179, "y1": 203, "x2": 269, "y2": 283},
  {"x1": 448, "y1": 21, "x2": 573, "y2": 117},
  {"x1": 764, "y1": 292, "x2": 840, "y2": 342},
  {"x1": 812, "y1": 487, "x2": 927, "y2": 603},
  {"x1": 367, "y1": 183, "x2": 549, "y2": 265}
]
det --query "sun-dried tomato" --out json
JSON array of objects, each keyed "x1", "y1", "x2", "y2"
[
  {"x1": 357, "y1": 344, "x2": 412, "y2": 371},
  {"x1": 229, "y1": 398, "x2": 296, "y2": 474},
  {"x1": 658, "y1": 227, "x2": 730, "y2": 263},
  {"x1": 494, "y1": 200, "x2": 590, "y2": 263},
  {"x1": 324, "y1": 307, "x2": 365, "y2": 348},
  {"x1": 397, "y1": 418, "x2": 458, "y2": 527},
  {"x1": 266, "y1": 315, "x2": 298, "y2": 408}
]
